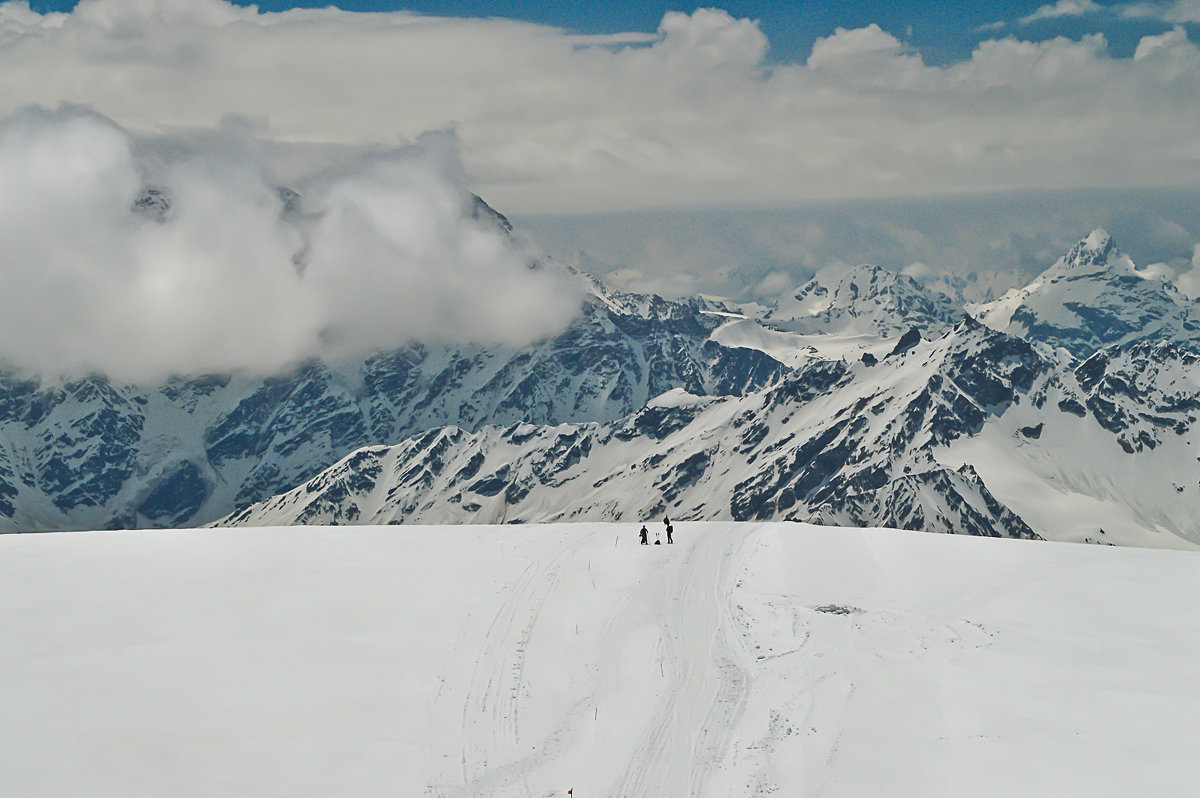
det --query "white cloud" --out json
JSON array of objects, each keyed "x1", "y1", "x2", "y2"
[
  {"x1": 1120, "y1": 0, "x2": 1200, "y2": 23},
  {"x1": 0, "y1": 0, "x2": 1194, "y2": 214},
  {"x1": 901, "y1": 262, "x2": 933, "y2": 282},
  {"x1": 0, "y1": 106, "x2": 581, "y2": 381},
  {"x1": 0, "y1": 1, "x2": 1198, "y2": 381},
  {"x1": 807, "y1": 23, "x2": 907, "y2": 69},
  {"x1": 751, "y1": 270, "x2": 795, "y2": 299},
  {"x1": 1019, "y1": 0, "x2": 1106, "y2": 25}
]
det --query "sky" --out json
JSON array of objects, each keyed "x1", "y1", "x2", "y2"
[{"x1": 0, "y1": 0, "x2": 1198, "y2": 377}]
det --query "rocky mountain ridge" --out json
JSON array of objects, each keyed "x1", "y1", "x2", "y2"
[
  {"x1": 0, "y1": 265, "x2": 782, "y2": 531},
  {"x1": 3, "y1": 226, "x2": 1200, "y2": 547},
  {"x1": 219, "y1": 230, "x2": 1200, "y2": 549}
]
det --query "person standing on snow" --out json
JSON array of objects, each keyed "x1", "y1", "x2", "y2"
[
  {"x1": 639, "y1": 525, "x2": 649, "y2": 545},
  {"x1": 666, "y1": 521, "x2": 674, "y2": 544}
]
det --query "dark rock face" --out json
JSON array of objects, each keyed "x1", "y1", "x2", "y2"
[
  {"x1": 470, "y1": 194, "x2": 514, "y2": 235},
  {"x1": 137, "y1": 462, "x2": 210, "y2": 527},
  {"x1": 888, "y1": 327, "x2": 921, "y2": 358},
  {"x1": 1068, "y1": 341, "x2": 1200, "y2": 453},
  {"x1": 810, "y1": 464, "x2": 1040, "y2": 541},
  {"x1": 132, "y1": 187, "x2": 171, "y2": 222}
]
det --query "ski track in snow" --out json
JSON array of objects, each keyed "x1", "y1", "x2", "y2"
[
  {"x1": 425, "y1": 524, "x2": 756, "y2": 798},
  {"x1": 427, "y1": 532, "x2": 578, "y2": 798},
  {"x1": 611, "y1": 527, "x2": 753, "y2": 798}
]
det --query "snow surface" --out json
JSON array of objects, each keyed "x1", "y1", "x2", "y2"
[
  {"x1": 645, "y1": 387, "x2": 713, "y2": 410},
  {"x1": 709, "y1": 318, "x2": 891, "y2": 367},
  {"x1": 3, "y1": 522, "x2": 1199, "y2": 797}
]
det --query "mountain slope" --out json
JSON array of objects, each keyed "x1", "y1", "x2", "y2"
[{"x1": 7, "y1": 225, "x2": 1200, "y2": 543}]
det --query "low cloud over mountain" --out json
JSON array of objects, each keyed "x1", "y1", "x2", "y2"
[{"x1": 0, "y1": 106, "x2": 580, "y2": 381}]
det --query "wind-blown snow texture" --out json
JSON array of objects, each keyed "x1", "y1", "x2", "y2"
[
  {"x1": 5, "y1": 226, "x2": 1200, "y2": 547},
  {"x1": 3, "y1": 522, "x2": 1199, "y2": 796}
]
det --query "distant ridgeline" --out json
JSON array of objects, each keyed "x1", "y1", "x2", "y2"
[{"x1": 4, "y1": 226, "x2": 1200, "y2": 548}]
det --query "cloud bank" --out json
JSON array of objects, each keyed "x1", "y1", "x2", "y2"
[
  {"x1": 0, "y1": 106, "x2": 580, "y2": 381},
  {"x1": 520, "y1": 187, "x2": 1200, "y2": 303},
  {"x1": 0, "y1": 0, "x2": 1196, "y2": 213}
]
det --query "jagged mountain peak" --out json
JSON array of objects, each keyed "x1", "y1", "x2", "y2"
[
  {"x1": 976, "y1": 228, "x2": 1200, "y2": 359},
  {"x1": 1063, "y1": 228, "x2": 1116, "y2": 269},
  {"x1": 566, "y1": 263, "x2": 730, "y2": 321},
  {"x1": 764, "y1": 261, "x2": 964, "y2": 339}
]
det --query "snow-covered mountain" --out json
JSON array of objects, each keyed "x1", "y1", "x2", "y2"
[
  {"x1": 218, "y1": 308, "x2": 1200, "y2": 548},
  {"x1": 4, "y1": 225, "x2": 1200, "y2": 546},
  {"x1": 975, "y1": 228, "x2": 1200, "y2": 359},
  {"x1": 0, "y1": 268, "x2": 781, "y2": 532},
  {"x1": 217, "y1": 230, "x2": 1200, "y2": 548},
  {"x1": 764, "y1": 262, "x2": 964, "y2": 338}
]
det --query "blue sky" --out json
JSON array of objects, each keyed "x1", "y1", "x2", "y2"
[{"x1": 25, "y1": 0, "x2": 1195, "y2": 63}]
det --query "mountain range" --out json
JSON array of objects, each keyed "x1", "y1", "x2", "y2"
[{"x1": 2, "y1": 215, "x2": 1198, "y2": 548}]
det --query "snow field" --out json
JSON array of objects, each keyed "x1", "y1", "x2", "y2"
[{"x1": 2, "y1": 522, "x2": 1199, "y2": 797}]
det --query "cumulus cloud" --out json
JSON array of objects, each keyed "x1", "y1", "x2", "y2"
[
  {"x1": 0, "y1": 0, "x2": 1195, "y2": 213},
  {"x1": 751, "y1": 271, "x2": 795, "y2": 300},
  {"x1": 0, "y1": 105, "x2": 580, "y2": 381}
]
